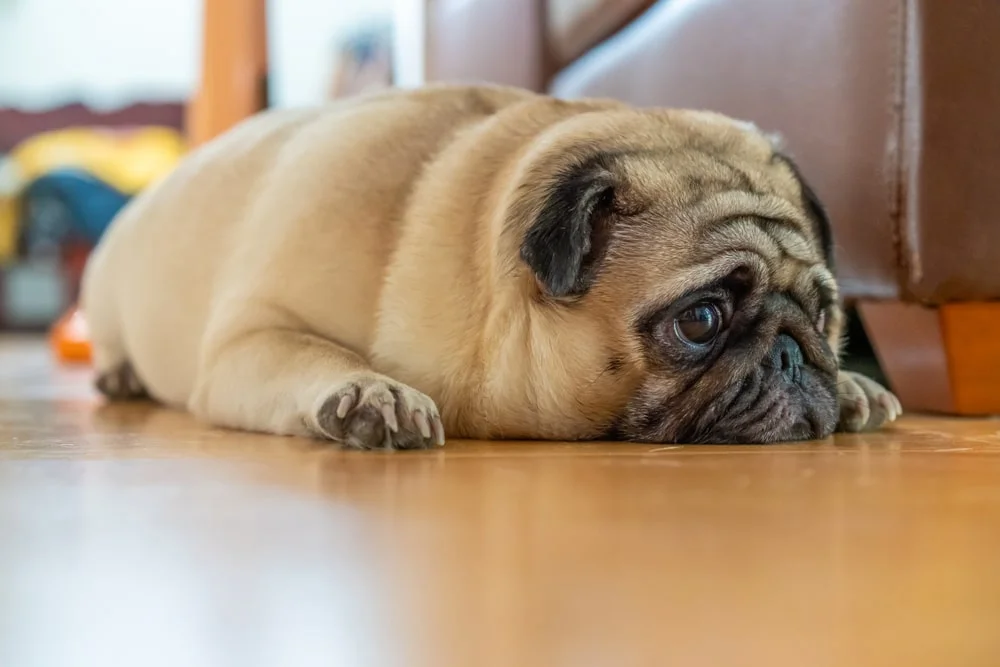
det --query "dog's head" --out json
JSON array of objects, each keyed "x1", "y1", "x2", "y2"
[{"x1": 505, "y1": 108, "x2": 840, "y2": 443}]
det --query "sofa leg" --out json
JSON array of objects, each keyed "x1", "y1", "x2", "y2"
[
  {"x1": 857, "y1": 301, "x2": 1000, "y2": 415},
  {"x1": 185, "y1": 0, "x2": 268, "y2": 148}
]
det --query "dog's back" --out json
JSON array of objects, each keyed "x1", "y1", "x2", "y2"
[{"x1": 82, "y1": 86, "x2": 535, "y2": 407}]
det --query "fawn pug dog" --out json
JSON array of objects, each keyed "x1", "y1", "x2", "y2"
[{"x1": 82, "y1": 84, "x2": 900, "y2": 448}]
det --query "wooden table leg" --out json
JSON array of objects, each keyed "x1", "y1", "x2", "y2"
[{"x1": 185, "y1": 0, "x2": 268, "y2": 147}]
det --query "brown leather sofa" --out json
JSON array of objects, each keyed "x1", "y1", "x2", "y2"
[{"x1": 417, "y1": 0, "x2": 1000, "y2": 415}]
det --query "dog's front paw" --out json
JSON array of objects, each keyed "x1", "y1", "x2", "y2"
[
  {"x1": 314, "y1": 374, "x2": 445, "y2": 450},
  {"x1": 836, "y1": 370, "x2": 902, "y2": 433}
]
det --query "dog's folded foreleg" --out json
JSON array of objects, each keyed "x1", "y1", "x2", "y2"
[{"x1": 189, "y1": 327, "x2": 444, "y2": 449}]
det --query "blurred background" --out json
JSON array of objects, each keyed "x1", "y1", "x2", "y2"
[{"x1": 0, "y1": 0, "x2": 397, "y2": 335}]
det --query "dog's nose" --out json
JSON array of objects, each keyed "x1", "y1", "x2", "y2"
[{"x1": 766, "y1": 334, "x2": 804, "y2": 382}]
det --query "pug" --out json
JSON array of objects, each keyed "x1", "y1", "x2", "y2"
[{"x1": 81, "y1": 84, "x2": 900, "y2": 448}]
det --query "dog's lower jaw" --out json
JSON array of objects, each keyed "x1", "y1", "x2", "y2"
[{"x1": 618, "y1": 369, "x2": 839, "y2": 445}]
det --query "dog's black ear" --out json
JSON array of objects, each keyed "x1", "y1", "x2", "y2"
[
  {"x1": 773, "y1": 152, "x2": 834, "y2": 269},
  {"x1": 519, "y1": 156, "x2": 618, "y2": 298}
]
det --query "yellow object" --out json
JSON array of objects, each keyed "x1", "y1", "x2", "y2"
[
  {"x1": 0, "y1": 197, "x2": 16, "y2": 262},
  {"x1": 0, "y1": 126, "x2": 186, "y2": 263},
  {"x1": 9, "y1": 126, "x2": 186, "y2": 194}
]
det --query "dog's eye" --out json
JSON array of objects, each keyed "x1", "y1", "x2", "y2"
[{"x1": 674, "y1": 302, "x2": 722, "y2": 346}]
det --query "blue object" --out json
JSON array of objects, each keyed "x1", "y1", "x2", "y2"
[{"x1": 17, "y1": 168, "x2": 130, "y2": 256}]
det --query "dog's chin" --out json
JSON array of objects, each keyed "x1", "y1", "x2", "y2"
[
  {"x1": 695, "y1": 395, "x2": 832, "y2": 444},
  {"x1": 619, "y1": 366, "x2": 839, "y2": 445},
  {"x1": 695, "y1": 368, "x2": 839, "y2": 444}
]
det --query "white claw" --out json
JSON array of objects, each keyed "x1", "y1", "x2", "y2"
[
  {"x1": 414, "y1": 411, "x2": 431, "y2": 439},
  {"x1": 432, "y1": 420, "x2": 446, "y2": 446},
  {"x1": 336, "y1": 395, "x2": 353, "y2": 419},
  {"x1": 881, "y1": 394, "x2": 900, "y2": 422},
  {"x1": 381, "y1": 404, "x2": 399, "y2": 432}
]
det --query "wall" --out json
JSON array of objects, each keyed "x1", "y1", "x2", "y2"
[
  {"x1": 0, "y1": 0, "x2": 199, "y2": 110},
  {"x1": 269, "y1": 0, "x2": 393, "y2": 108},
  {"x1": 0, "y1": 0, "x2": 395, "y2": 112}
]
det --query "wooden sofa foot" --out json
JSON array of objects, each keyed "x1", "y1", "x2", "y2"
[{"x1": 857, "y1": 301, "x2": 1000, "y2": 415}]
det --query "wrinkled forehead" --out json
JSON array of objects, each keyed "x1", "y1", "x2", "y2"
[
  {"x1": 565, "y1": 108, "x2": 835, "y2": 308},
  {"x1": 616, "y1": 132, "x2": 802, "y2": 211},
  {"x1": 605, "y1": 168, "x2": 834, "y2": 310},
  {"x1": 622, "y1": 236, "x2": 835, "y2": 308}
]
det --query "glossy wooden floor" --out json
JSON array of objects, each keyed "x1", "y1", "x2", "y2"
[{"x1": 2, "y1": 337, "x2": 999, "y2": 667}]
